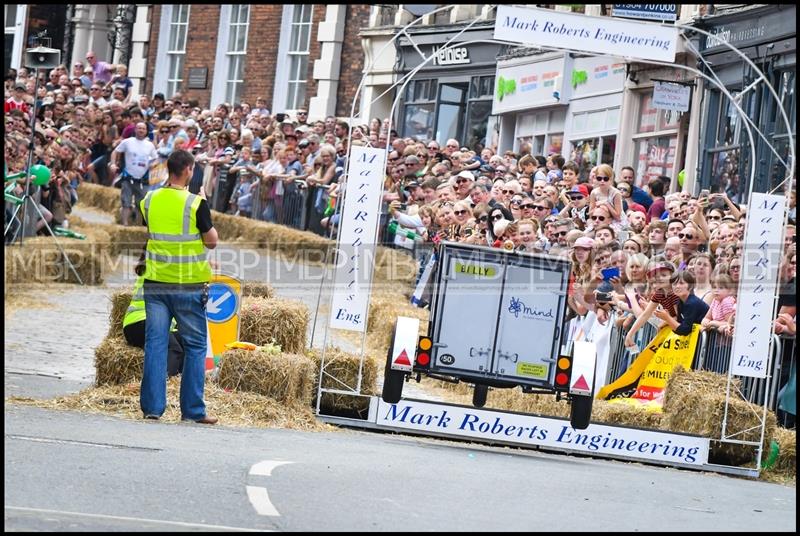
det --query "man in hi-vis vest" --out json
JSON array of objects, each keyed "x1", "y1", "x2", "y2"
[{"x1": 139, "y1": 149, "x2": 219, "y2": 424}]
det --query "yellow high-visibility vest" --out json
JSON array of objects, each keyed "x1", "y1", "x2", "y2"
[
  {"x1": 140, "y1": 187, "x2": 211, "y2": 284},
  {"x1": 122, "y1": 275, "x2": 146, "y2": 328}
]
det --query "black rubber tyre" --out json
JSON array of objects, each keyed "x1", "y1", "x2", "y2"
[
  {"x1": 381, "y1": 324, "x2": 405, "y2": 404},
  {"x1": 472, "y1": 384, "x2": 489, "y2": 408},
  {"x1": 569, "y1": 394, "x2": 593, "y2": 430},
  {"x1": 381, "y1": 366, "x2": 405, "y2": 403}
]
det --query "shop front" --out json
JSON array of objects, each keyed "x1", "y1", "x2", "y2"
[
  {"x1": 396, "y1": 26, "x2": 504, "y2": 150},
  {"x1": 563, "y1": 56, "x2": 626, "y2": 181},
  {"x1": 694, "y1": 5, "x2": 796, "y2": 200},
  {"x1": 492, "y1": 51, "x2": 571, "y2": 156}
]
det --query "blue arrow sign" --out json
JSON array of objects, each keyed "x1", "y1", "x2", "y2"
[{"x1": 206, "y1": 282, "x2": 239, "y2": 323}]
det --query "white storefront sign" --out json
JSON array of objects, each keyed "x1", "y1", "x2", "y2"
[
  {"x1": 494, "y1": 5, "x2": 679, "y2": 63},
  {"x1": 493, "y1": 56, "x2": 569, "y2": 114},
  {"x1": 652, "y1": 81, "x2": 690, "y2": 112},
  {"x1": 730, "y1": 193, "x2": 786, "y2": 378},
  {"x1": 329, "y1": 147, "x2": 386, "y2": 332},
  {"x1": 431, "y1": 46, "x2": 470, "y2": 66},
  {"x1": 376, "y1": 399, "x2": 709, "y2": 466}
]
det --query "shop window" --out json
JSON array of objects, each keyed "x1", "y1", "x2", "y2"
[
  {"x1": 466, "y1": 75, "x2": 494, "y2": 150},
  {"x1": 569, "y1": 136, "x2": 616, "y2": 181},
  {"x1": 547, "y1": 133, "x2": 563, "y2": 156},
  {"x1": 637, "y1": 94, "x2": 681, "y2": 133},
  {"x1": 402, "y1": 79, "x2": 438, "y2": 141},
  {"x1": 436, "y1": 82, "x2": 467, "y2": 142},
  {"x1": 634, "y1": 136, "x2": 677, "y2": 187},
  {"x1": 768, "y1": 70, "x2": 795, "y2": 193}
]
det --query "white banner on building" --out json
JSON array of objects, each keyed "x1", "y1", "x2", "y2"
[
  {"x1": 376, "y1": 399, "x2": 709, "y2": 466},
  {"x1": 730, "y1": 193, "x2": 786, "y2": 378},
  {"x1": 494, "y1": 5, "x2": 679, "y2": 63},
  {"x1": 329, "y1": 146, "x2": 386, "y2": 332},
  {"x1": 652, "y1": 81, "x2": 691, "y2": 112}
]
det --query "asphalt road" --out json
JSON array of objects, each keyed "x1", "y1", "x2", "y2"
[{"x1": 5, "y1": 399, "x2": 796, "y2": 532}]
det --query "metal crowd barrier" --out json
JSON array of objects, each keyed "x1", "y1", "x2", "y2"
[
  {"x1": 243, "y1": 180, "x2": 308, "y2": 231},
  {"x1": 602, "y1": 318, "x2": 794, "y2": 414}
]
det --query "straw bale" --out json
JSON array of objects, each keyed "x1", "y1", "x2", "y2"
[
  {"x1": 240, "y1": 281, "x2": 275, "y2": 300},
  {"x1": 211, "y1": 211, "x2": 247, "y2": 241},
  {"x1": 108, "y1": 291, "x2": 133, "y2": 338},
  {"x1": 8, "y1": 378, "x2": 326, "y2": 431},
  {"x1": 367, "y1": 291, "x2": 429, "y2": 351},
  {"x1": 239, "y1": 297, "x2": 309, "y2": 354},
  {"x1": 662, "y1": 366, "x2": 776, "y2": 465},
  {"x1": 5, "y1": 236, "x2": 105, "y2": 285},
  {"x1": 307, "y1": 347, "x2": 379, "y2": 414},
  {"x1": 77, "y1": 182, "x2": 121, "y2": 214},
  {"x1": 770, "y1": 427, "x2": 796, "y2": 474},
  {"x1": 94, "y1": 336, "x2": 143, "y2": 386},
  {"x1": 217, "y1": 349, "x2": 316, "y2": 406},
  {"x1": 591, "y1": 399, "x2": 665, "y2": 430},
  {"x1": 374, "y1": 247, "x2": 418, "y2": 288},
  {"x1": 106, "y1": 224, "x2": 149, "y2": 257},
  {"x1": 488, "y1": 388, "x2": 571, "y2": 419}
]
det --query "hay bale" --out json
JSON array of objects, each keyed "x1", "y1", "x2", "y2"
[
  {"x1": 239, "y1": 297, "x2": 309, "y2": 354},
  {"x1": 108, "y1": 290, "x2": 132, "y2": 338},
  {"x1": 217, "y1": 349, "x2": 316, "y2": 406},
  {"x1": 662, "y1": 366, "x2": 777, "y2": 465},
  {"x1": 374, "y1": 246, "x2": 418, "y2": 288},
  {"x1": 307, "y1": 347, "x2": 379, "y2": 414},
  {"x1": 771, "y1": 427, "x2": 796, "y2": 475},
  {"x1": 591, "y1": 399, "x2": 665, "y2": 430},
  {"x1": 240, "y1": 281, "x2": 275, "y2": 300},
  {"x1": 488, "y1": 388, "x2": 571, "y2": 418},
  {"x1": 94, "y1": 336, "x2": 143, "y2": 386},
  {"x1": 367, "y1": 291, "x2": 429, "y2": 351},
  {"x1": 5, "y1": 237, "x2": 106, "y2": 285},
  {"x1": 106, "y1": 224, "x2": 149, "y2": 257},
  {"x1": 77, "y1": 182, "x2": 121, "y2": 214}
]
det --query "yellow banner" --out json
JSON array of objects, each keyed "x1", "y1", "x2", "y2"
[{"x1": 597, "y1": 325, "x2": 700, "y2": 411}]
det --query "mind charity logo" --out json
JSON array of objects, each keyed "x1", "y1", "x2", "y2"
[{"x1": 496, "y1": 76, "x2": 517, "y2": 101}]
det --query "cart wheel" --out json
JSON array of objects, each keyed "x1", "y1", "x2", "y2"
[
  {"x1": 569, "y1": 394, "x2": 593, "y2": 430},
  {"x1": 382, "y1": 366, "x2": 405, "y2": 404},
  {"x1": 472, "y1": 384, "x2": 488, "y2": 408}
]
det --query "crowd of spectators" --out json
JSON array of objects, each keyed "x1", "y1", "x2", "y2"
[{"x1": 3, "y1": 53, "x2": 796, "y2": 425}]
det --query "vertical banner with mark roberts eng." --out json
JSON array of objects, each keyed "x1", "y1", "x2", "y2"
[
  {"x1": 730, "y1": 193, "x2": 786, "y2": 378},
  {"x1": 329, "y1": 146, "x2": 386, "y2": 332}
]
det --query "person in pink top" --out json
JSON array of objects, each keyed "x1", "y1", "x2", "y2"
[{"x1": 701, "y1": 273, "x2": 736, "y2": 336}]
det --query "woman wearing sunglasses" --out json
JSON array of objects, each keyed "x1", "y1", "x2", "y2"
[{"x1": 588, "y1": 163, "x2": 623, "y2": 230}]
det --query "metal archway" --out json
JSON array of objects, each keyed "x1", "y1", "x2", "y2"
[{"x1": 313, "y1": 5, "x2": 794, "y2": 477}]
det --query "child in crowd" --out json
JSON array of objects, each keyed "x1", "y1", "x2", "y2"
[{"x1": 701, "y1": 273, "x2": 736, "y2": 335}]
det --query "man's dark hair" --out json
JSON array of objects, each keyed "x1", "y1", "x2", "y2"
[
  {"x1": 534, "y1": 156, "x2": 547, "y2": 168},
  {"x1": 153, "y1": 93, "x2": 165, "y2": 101},
  {"x1": 621, "y1": 165, "x2": 636, "y2": 175},
  {"x1": 167, "y1": 149, "x2": 195, "y2": 177},
  {"x1": 649, "y1": 178, "x2": 665, "y2": 197}
]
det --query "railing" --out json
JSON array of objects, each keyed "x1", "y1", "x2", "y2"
[{"x1": 598, "y1": 317, "x2": 794, "y2": 416}]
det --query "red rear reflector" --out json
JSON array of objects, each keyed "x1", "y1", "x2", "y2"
[
  {"x1": 556, "y1": 372, "x2": 568, "y2": 385},
  {"x1": 416, "y1": 352, "x2": 430, "y2": 366}
]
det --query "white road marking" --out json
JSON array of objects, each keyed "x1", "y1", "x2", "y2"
[
  {"x1": 246, "y1": 486, "x2": 280, "y2": 517},
  {"x1": 7, "y1": 435, "x2": 160, "y2": 451},
  {"x1": 248, "y1": 460, "x2": 294, "y2": 477},
  {"x1": 5, "y1": 506, "x2": 267, "y2": 531}
]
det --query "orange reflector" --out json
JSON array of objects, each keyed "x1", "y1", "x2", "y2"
[
  {"x1": 419, "y1": 338, "x2": 432, "y2": 351},
  {"x1": 556, "y1": 372, "x2": 568, "y2": 385},
  {"x1": 417, "y1": 352, "x2": 430, "y2": 366},
  {"x1": 558, "y1": 357, "x2": 570, "y2": 370}
]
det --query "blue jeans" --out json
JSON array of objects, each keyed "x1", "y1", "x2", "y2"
[{"x1": 141, "y1": 283, "x2": 208, "y2": 420}]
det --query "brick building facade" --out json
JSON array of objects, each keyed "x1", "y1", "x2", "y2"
[{"x1": 136, "y1": 4, "x2": 368, "y2": 120}]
